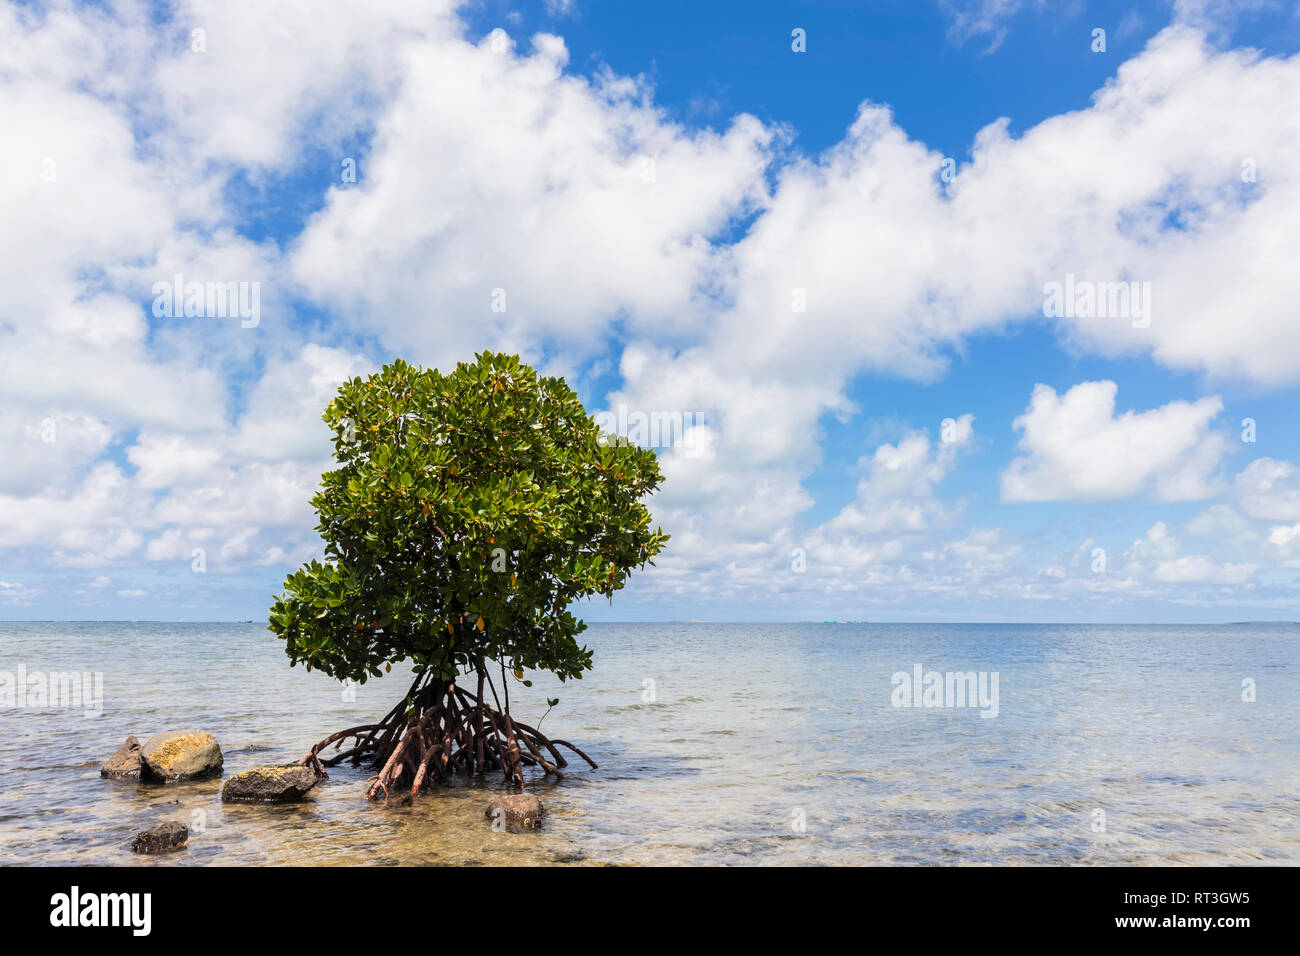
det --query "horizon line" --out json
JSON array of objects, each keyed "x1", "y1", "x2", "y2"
[{"x1": 1, "y1": 619, "x2": 1297, "y2": 626}]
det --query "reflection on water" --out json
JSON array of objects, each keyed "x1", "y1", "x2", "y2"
[{"x1": 1, "y1": 621, "x2": 1298, "y2": 865}]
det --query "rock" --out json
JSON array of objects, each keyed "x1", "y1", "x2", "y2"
[
  {"x1": 100, "y1": 736, "x2": 142, "y2": 779},
  {"x1": 485, "y1": 793, "x2": 544, "y2": 832},
  {"x1": 222, "y1": 764, "x2": 320, "y2": 803},
  {"x1": 139, "y1": 730, "x2": 223, "y2": 782},
  {"x1": 130, "y1": 822, "x2": 188, "y2": 854}
]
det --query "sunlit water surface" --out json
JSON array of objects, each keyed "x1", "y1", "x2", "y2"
[{"x1": 1, "y1": 622, "x2": 1297, "y2": 865}]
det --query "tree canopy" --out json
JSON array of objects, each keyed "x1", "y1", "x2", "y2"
[{"x1": 269, "y1": 352, "x2": 668, "y2": 687}]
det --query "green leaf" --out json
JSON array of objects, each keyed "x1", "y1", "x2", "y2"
[{"x1": 265, "y1": 352, "x2": 668, "y2": 685}]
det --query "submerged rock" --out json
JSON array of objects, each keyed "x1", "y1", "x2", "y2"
[
  {"x1": 139, "y1": 730, "x2": 223, "y2": 782},
  {"x1": 130, "y1": 822, "x2": 188, "y2": 854},
  {"x1": 100, "y1": 736, "x2": 142, "y2": 779},
  {"x1": 221, "y1": 764, "x2": 320, "y2": 803},
  {"x1": 485, "y1": 793, "x2": 544, "y2": 832}
]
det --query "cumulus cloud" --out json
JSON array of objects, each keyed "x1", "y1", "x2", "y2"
[
  {"x1": 128, "y1": 435, "x2": 224, "y2": 490},
  {"x1": 826, "y1": 415, "x2": 974, "y2": 537},
  {"x1": 0, "y1": 412, "x2": 112, "y2": 496},
  {"x1": 1234, "y1": 457, "x2": 1300, "y2": 520},
  {"x1": 671, "y1": 26, "x2": 1300, "y2": 391},
  {"x1": 1266, "y1": 522, "x2": 1300, "y2": 567},
  {"x1": 596, "y1": 25, "x2": 1300, "y2": 601},
  {"x1": 290, "y1": 30, "x2": 774, "y2": 365},
  {"x1": 2, "y1": 1, "x2": 1300, "y2": 617},
  {"x1": 1117, "y1": 520, "x2": 1259, "y2": 585},
  {"x1": 1001, "y1": 382, "x2": 1229, "y2": 502}
]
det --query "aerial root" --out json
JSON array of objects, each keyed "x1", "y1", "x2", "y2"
[{"x1": 296, "y1": 667, "x2": 595, "y2": 800}]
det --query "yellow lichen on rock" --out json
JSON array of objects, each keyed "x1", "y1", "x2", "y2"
[
  {"x1": 221, "y1": 764, "x2": 320, "y2": 803},
  {"x1": 148, "y1": 733, "x2": 212, "y2": 772},
  {"x1": 139, "y1": 730, "x2": 224, "y2": 782}
]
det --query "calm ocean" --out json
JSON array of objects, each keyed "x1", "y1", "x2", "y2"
[{"x1": 1, "y1": 621, "x2": 1297, "y2": 865}]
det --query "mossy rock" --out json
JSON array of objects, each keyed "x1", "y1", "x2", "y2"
[{"x1": 222, "y1": 764, "x2": 320, "y2": 803}]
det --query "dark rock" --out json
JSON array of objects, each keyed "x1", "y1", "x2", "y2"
[
  {"x1": 485, "y1": 793, "x2": 544, "y2": 832},
  {"x1": 139, "y1": 730, "x2": 223, "y2": 782},
  {"x1": 221, "y1": 764, "x2": 320, "y2": 803},
  {"x1": 130, "y1": 822, "x2": 188, "y2": 854},
  {"x1": 100, "y1": 736, "x2": 142, "y2": 779}
]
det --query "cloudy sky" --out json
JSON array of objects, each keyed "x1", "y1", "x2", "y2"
[{"x1": 3, "y1": 0, "x2": 1299, "y2": 622}]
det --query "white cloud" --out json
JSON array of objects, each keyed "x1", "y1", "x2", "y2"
[
  {"x1": 1235, "y1": 457, "x2": 1300, "y2": 520},
  {"x1": 1119, "y1": 520, "x2": 1259, "y2": 585},
  {"x1": 661, "y1": 27, "x2": 1300, "y2": 393},
  {"x1": 1267, "y1": 522, "x2": 1300, "y2": 567},
  {"x1": 290, "y1": 31, "x2": 774, "y2": 365},
  {"x1": 156, "y1": 0, "x2": 455, "y2": 169},
  {"x1": 128, "y1": 435, "x2": 224, "y2": 490},
  {"x1": 2, "y1": 4, "x2": 1300, "y2": 617},
  {"x1": 57, "y1": 527, "x2": 145, "y2": 569},
  {"x1": 1173, "y1": 0, "x2": 1282, "y2": 34},
  {"x1": 1001, "y1": 382, "x2": 1228, "y2": 502},
  {"x1": 1185, "y1": 502, "x2": 1262, "y2": 549},
  {"x1": 940, "y1": 0, "x2": 1270, "y2": 51},
  {"x1": 586, "y1": 26, "x2": 1300, "y2": 604},
  {"x1": 0, "y1": 580, "x2": 36, "y2": 605},
  {"x1": 826, "y1": 416, "x2": 974, "y2": 537},
  {"x1": 936, "y1": 526, "x2": 1021, "y2": 576},
  {"x1": 1153, "y1": 554, "x2": 1258, "y2": 584},
  {"x1": 226, "y1": 345, "x2": 371, "y2": 463},
  {"x1": 0, "y1": 412, "x2": 112, "y2": 496},
  {"x1": 939, "y1": 0, "x2": 1040, "y2": 50}
]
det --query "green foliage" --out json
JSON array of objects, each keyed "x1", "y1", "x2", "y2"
[{"x1": 268, "y1": 352, "x2": 668, "y2": 685}]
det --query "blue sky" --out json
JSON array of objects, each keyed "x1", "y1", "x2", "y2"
[{"x1": 2, "y1": 0, "x2": 1300, "y2": 622}]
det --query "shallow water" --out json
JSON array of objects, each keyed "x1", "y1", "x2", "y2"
[{"x1": 1, "y1": 621, "x2": 1297, "y2": 865}]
